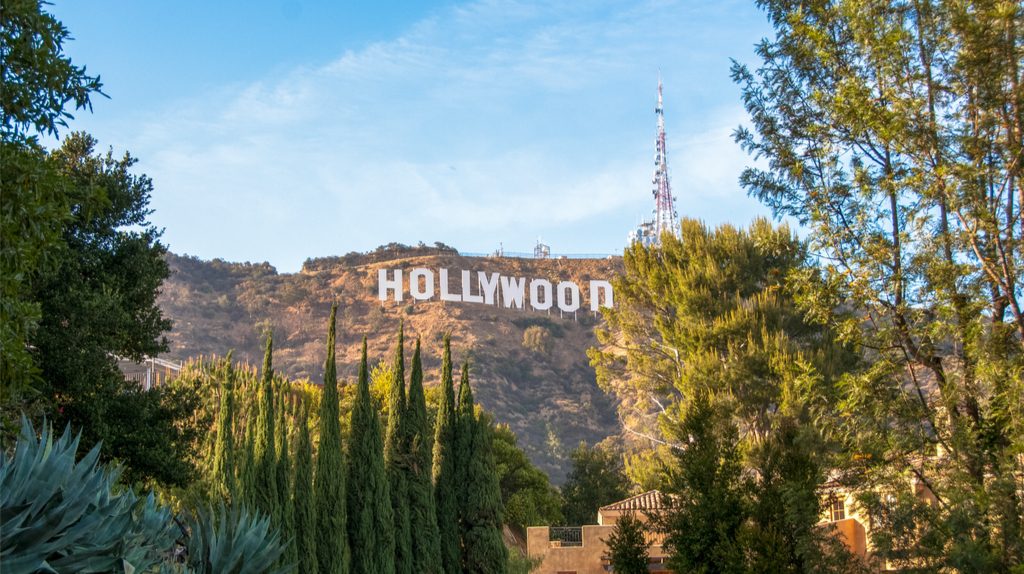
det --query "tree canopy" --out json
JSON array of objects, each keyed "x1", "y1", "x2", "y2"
[{"x1": 734, "y1": 0, "x2": 1023, "y2": 569}]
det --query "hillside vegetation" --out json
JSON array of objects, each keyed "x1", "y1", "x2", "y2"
[{"x1": 158, "y1": 248, "x2": 623, "y2": 481}]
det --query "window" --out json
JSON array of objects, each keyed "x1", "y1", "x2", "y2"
[{"x1": 828, "y1": 496, "x2": 846, "y2": 522}]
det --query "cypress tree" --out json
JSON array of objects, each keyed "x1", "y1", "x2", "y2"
[
  {"x1": 294, "y1": 399, "x2": 317, "y2": 574},
  {"x1": 254, "y1": 332, "x2": 279, "y2": 520},
  {"x1": 384, "y1": 325, "x2": 413, "y2": 574},
  {"x1": 455, "y1": 362, "x2": 474, "y2": 531},
  {"x1": 407, "y1": 339, "x2": 443, "y2": 573},
  {"x1": 315, "y1": 304, "x2": 349, "y2": 574},
  {"x1": 240, "y1": 413, "x2": 257, "y2": 508},
  {"x1": 458, "y1": 363, "x2": 509, "y2": 573},
  {"x1": 433, "y1": 335, "x2": 461, "y2": 574},
  {"x1": 347, "y1": 338, "x2": 395, "y2": 574},
  {"x1": 276, "y1": 387, "x2": 297, "y2": 570},
  {"x1": 211, "y1": 358, "x2": 235, "y2": 503}
]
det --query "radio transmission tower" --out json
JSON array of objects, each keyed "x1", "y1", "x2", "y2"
[
  {"x1": 651, "y1": 76, "x2": 677, "y2": 240},
  {"x1": 628, "y1": 76, "x2": 679, "y2": 247}
]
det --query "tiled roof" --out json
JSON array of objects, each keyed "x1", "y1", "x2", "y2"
[{"x1": 599, "y1": 490, "x2": 667, "y2": 512}]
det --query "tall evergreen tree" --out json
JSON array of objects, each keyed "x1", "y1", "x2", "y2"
[
  {"x1": 457, "y1": 363, "x2": 508, "y2": 574},
  {"x1": 407, "y1": 339, "x2": 443, "y2": 573},
  {"x1": 254, "y1": 332, "x2": 279, "y2": 520},
  {"x1": 314, "y1": 304, "x2": 349, "y2": 574},
  {"x1": 294, "y1": 399, "x2": 317, "y2": 574},
  {"x1": 210, "y1": 358, "x2": 235, "y2": 503},
  {"x1": 432, "y1": 335, "x2": 461, "y2": 574},
  {"x1": 604, "y1": 513, "x2": 650, "y2": 574},
  {"x1": 276, "y1": 387, "x2": 296, "y2": 571},
  {"x1": 658, "y1": 389, "x2": 745, "y2": 574},
  {"x1": 239, "y1": 414, "x2": 257, "y2": 509},
  {"x1": 347, "y1": 338, "x2": 395, "y2": 574},
  {"x1": 384, "y1": 325, "x2": 413, "y2": 574}
]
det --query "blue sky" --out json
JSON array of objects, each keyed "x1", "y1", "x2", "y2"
[{"x1": 50, "y1": 0, "x2": 776, "y2": 273}]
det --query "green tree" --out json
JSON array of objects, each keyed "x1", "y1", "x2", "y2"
[
  {"x1": 560, "y1": 442, "x2": 629, "y2": 526},
  {"x1": 432, "y1": 334, "x2": 461, "y2": 574},
  {"x1": 347, "y1": 338, "x2": 395, "y2": 574},
  {"x1": 254, "y1": 333, "x2": 279, "y2": 520},
  {"x1": 458, "y1": 363, "x2": 509, "y2": 573},
  {"x1": 733, "y1": 1, "x2": 1024, "y2": 569},
  {"x1": 0, "y1": 139, "x2": 65, "y2": 406},
  {"x1": 211, "y1": 358, "x2": 236, "y2": 503},
  {"x1": 239, "y1": 413, "x2": 257, "y2": 509},
  {"x1": 293, "y1": 398, "x2": 317, "y2": 574},
  {"x1": 1, "y1": 0, "x2": 102, "y2": 140},
  {"x1": 407, "y1": 339, "x2": 442, "y2": 573},
  {"x1": 603, "y1": 513, "x2": 649, "y2": 574},
  {"x1": 658, "y1": 390, "x2": 745, "y2": 574},
  {"x1": 32, "y1": 132, "x2": 182, "y2": 485},
  {"x1": 384, "y1": 325, "x2": 413, "y2": 574},
  {"x1": 591, "y1": 219, "x2": 860, "y2": 571},
  {"x1": 275, "y1": 386, "x2": 296, "y2": 570},
  {"x1": 492, "y1": 422, "x2": 563, "y2": 532},
  {"x1": 1, "y1": 0, "x2": 99, "y2": 400},
  {"x1": 314, "y1": 304, "x2": 348, "y2": 574}
]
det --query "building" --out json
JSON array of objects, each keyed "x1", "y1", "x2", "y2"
[
  {"x1": 527, "y1": 478, "x2": 937, "y2": 573},
  {"x1": 527, "y1": 490, "x2": 670, "y2": 574},
  {"x1": 116, "y1": 356, "x2": 182, "y2": 390}
]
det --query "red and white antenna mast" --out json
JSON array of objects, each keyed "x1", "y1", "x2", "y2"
[{"x1": 651, "y1": 75, "x2": 677, "y2": 240}]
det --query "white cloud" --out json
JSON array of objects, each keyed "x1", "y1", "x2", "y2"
[{"x1": 107, "y1": 0, "x2": 773, "y2": 270}]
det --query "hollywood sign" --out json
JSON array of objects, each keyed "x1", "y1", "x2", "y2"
[{"x1": 378, "y1": 268, "x2": 614, "y2": 312}]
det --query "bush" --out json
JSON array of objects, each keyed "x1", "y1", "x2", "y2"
[
  {"x1": 0, "y1": 417, "x2": 287, "y2": 574},
  {"x1": 522, "y1": 326, "x2": 552, "y2": 355},
  {"x1": 0, "y1": 418, "x2": 178, "y2": 573}
]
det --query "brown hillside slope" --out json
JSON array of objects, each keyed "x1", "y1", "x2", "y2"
[{"x1": 158, "y1": 249, "x2": 623, "y2": 482}]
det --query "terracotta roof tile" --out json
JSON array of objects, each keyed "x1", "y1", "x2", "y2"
[{"x1": 599, "y1": 490, "x2": 667, "y2": 512}]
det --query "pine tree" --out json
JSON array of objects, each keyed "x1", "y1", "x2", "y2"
[
  {"x1": 658, "y1": 390, "x2": 745, "y2": 574},
  {"x1": 210, "y1": 358, "x2": 235, "y2": 503},
  {"x1": 432, "y1": 335, "x2": 461, "y2": 574},
  {"x1": 604, "y1": 513, "x2": 649, "y2": 574},
  {"x1": 458, "y1": 363, "x2": 509, "y2": 573},
  {"x1": 407, "y1": 339, "x2": 443, "y2": 573},
  {"x1": 254, "y1": 332, "x2": 279, "y2": 520},
  {"x1": 315, "y1": 304, "x2": 349, "y2": 574},
  {"x1": 384, "y1": 325, "x2": 413, "y2": 574},
  {"x1": 294, "y1": 398, "x2": 317, "y2": 574},
  {"x1": 347, "y1": 338, "x2": 395, "y2": 574},
  {"x1": 276, "y1": 387, "x2": 296, "y2": 570}
]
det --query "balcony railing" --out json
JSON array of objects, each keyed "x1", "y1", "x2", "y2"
[{"x1": 548, "y1": 527, "x2": 583, "y2": 547}]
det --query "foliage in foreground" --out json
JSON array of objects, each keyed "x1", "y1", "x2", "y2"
[
  {"x1": 592, "y1": 219, "x2": 865, "y2": 572},
  {"x1": 734, "y1": 0, "x2": 1024, "y2": 569},
  {"x1": 560, "y1": 441, "x2": 630, "y2": 526},
  {"x1": 0, "y1": 418, "x2": 286, "y2": 574},
  {"x1": 603, "y1": 513, "x2": 650, "y2": 574}
]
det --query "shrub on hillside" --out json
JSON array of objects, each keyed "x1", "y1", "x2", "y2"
[{"x1": 522, "y1": 325, "x2": 552, "y2": 355}]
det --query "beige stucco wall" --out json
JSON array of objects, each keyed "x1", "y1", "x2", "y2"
[
  {"x1": 528, "y1": 525, "x2": 615, "y2": 574},
  {"x1": 527, "y1": 525, "x2": 669, "y2": 574}
]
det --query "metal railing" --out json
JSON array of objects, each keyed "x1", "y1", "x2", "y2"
[
  {"x1": 461, "y1": 251, "x2": 618, "y2": 260},
  {"x1": 548, "y1": 526, "x2": 583, "y2": 547}
]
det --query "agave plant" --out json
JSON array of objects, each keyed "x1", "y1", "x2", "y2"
[
  {"x1": 174, "y1": 504, "x2": 290, "y2": 574},
  {"x1": 1, "y1": 417, "x2": 288, "y2": 574},
  {"x1": 0, "y1": 418, "x2": 178, "y2": 573}
]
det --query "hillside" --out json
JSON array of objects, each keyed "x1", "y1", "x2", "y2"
[{"x1": 158, "y1": 247, "x2": 624, "y2": 482}]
